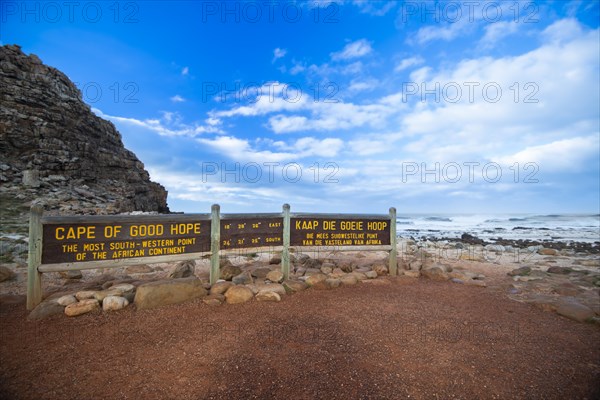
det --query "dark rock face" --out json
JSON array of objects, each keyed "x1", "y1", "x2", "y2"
[{"x1": 0, "y1": 44, "x2": 169, "y2": 215}]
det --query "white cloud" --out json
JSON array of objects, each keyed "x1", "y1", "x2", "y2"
[
  {"x1": 331, "y1": 39, "x2": 373, "y2": 61},
  {"x1": 290, "y1": 63, "x2": 306, "y2": 75},
  {"x1": 93, "y1": 108, "x2": 222, "y2": 137},
  {"x1": 348, "y1": 138, "x2": 388, "y2": 156},
  {"x1": 181, "y1": 66, "x2": 189, "y2": 76},
  {"x1": 348, "y1": 78, "x2": 378, "y2": 92},
  {"x1": 272, "y1": 47, "x2": 287, "y2": 63},
  {"x1": 413, "y1": 20, "x2": 470, "y2": 44},
  {"x1": 479, "y1": 21, "x2": 519, "y2": 48},
  {"x1": 394, "y1": 56, "x2": 424, "y2": 72},
  {"x1": 197, "y1": 135, "x2": 344, "y2": 162},
  {"x1": 541, "y1": 18, "x2": 584, "y2": 44},
  {"x1": 170, "y1": 95, "x2": 186, "y2": 103},
  {"x1": 493, "y1": 136, "x2": 600, "y2": 172},
  {"x1": 352, "y1": 0, "x2": 395, "y2": 16}
]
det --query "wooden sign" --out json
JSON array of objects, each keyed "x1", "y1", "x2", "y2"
[
  {"x1": 221, "y1": 217, "x2": 284, "y2": 249},
  {"x1": 42, "y1": 220, "x2": 211, "y2": 264},
  {"x1": 290, "y1": 217, "x2": 391, "y2": 247},
  {"x1": 27, "y1": 204, "x2": 397, "y2": 310}
]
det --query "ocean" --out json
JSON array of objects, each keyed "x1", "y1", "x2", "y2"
[{"x1": 396, "y1": 214, "x2": 600, "y2": 243}]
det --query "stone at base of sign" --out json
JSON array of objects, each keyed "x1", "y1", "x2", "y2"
[
  {"x1": 220, "y1": 265, "x2": 242, "y2": 281},
  {"x1": 253, "y1": 283, "x2": 286, "y2": 296},
  {"x1": 283, "y1": 280, "x2": 308, "y2": 293},
  {"x1": 326, "y1": 278, "x2": 341, "y2": 289},
  {"x1": 103, "y1": 296, "x2": 129, "y2": 311},
  {"x1": 224, "y1": 285, "x2": 254, "y2": 304},
  {"x1": 203, "y1": 293, "x2": 225, "y2": 306},
  {"x1": 365, "y1": 271, "x2": 378, "y2": 279},
  {"x1": 256, "y1": 291, "x2": 281, "y2": 302},
  {"x1": 402, "y1": 270, "x2": 421, "y2": 278},
  {"x1": 305, "y1": 274, "x2": 328, "y2": 287},
  {"x1": 94, "y1": 289, "x2": 123, "y2": 302},
  {"x1": 210, "y1": 281, "x2": 233, "y2": 295},
  {"x1": 28, "y1": 299, "x2": 65, "y2": 320},
  {"x1": 57, "y1": 294, "x2": 78, "y2": 306},
  {"x1": 65, "y1": 299, "x2": 100, "y2": 317},
  {"x1": 232, "y1": 271, "x2": 253, "y2": 285},
  {"x1": 134, "y1": 277, "x2": 207, "y2": 310},
  {"x1": 251, "y1": 267, "x2": 272, "y2": 279},
  {"x1": 75, "y1": 290, "x2": 97, "y2": 301},
  {"x1": 350, "y1": 272, "x2": 368, "y2": 281},
  {"x1": 339, "y1": 275, "x2": 359, "y2": 286},
  {"x1": 265, "y1": 270, "x2": 284, "y2": 283}
]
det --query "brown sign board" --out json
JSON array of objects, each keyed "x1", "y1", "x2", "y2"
[
  {"x1": 221, "y1": 218, "x2": 284, "y2": 249},
  {"x1": 290, "y1": 217, "x2": 391, "y2": 247},
  {"x1": 42, "y1": 221, "x2": 211, "y2": 264}
]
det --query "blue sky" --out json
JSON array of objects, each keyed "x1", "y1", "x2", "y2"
[{"x1": 2, "y1": 1, "x2": 599, "y2": 214}]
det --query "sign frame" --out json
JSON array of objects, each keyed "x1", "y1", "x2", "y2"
[{"x1": 26, "y1": 204, "x2": 397, "y2": 309}]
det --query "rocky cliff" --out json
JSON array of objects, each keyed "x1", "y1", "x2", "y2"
[{"x1": 0, "y1": 44, "x2": 169, "y2": 217}]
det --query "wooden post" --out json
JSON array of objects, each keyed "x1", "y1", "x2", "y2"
[
  {"x1": 210, "y1": 204, "x2": 220, "y2": 285},
  {"x1": 281, "y1": 203, "x2": 291, "y2": 280},
  {"x1": 389, "y1": 207, "x2": 397, "y2": 276},
  {"x1": 27, "y1": 204, "x2": 44, "y2": 310}
]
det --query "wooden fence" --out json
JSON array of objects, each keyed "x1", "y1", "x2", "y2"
[{"x1": 27, "y1": 204, "x2": 397, "y2": 309}]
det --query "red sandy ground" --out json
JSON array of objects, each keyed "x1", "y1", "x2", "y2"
[{"x1": 1, "y1": 277, "x2": 599, "y2": 399}]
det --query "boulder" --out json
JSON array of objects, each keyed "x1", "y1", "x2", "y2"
[
  {"x1": 283, "y1": 280, "x2": 308, "y2": 293},
  {"x1": 220, "y1": 265, "x2": 242, "y2": 281},
  {"x1": 254, "y1": 283, "x2": 286, "y2": 296},
  {"x1": 210, "y1": 281, "x2": 233, "y2": 295},
  {"x1": 403, "y1": 270, "x2": 420, "y2": 278},
  {"x1": 320, "y1": 265, "x2": 333, "y2": 275},
  {"x1": 57, "y1": 295, "x2": 77, "y2": 306},
  {"x1": 556, "y1": 300, "x2": 595, "y2": 322},
  {"x1": 224, "y1": 286, "x2": 254, "y2": 304},
  {"x1": 93, "y1": 289, "x2": 123, "y2": 302},
  {"x1": 65, "y1": 299, "x2": 100, "y2": 317},
  {"x1": 203, "y1": 293, "x2": 225, "y2": 306},
  {"x1": 256, "y1": 291, "x2": 281, "y2": 302},
  {"x1": 325, "y1": 278, "x2": 341, "y2": 289},
  {"x1": 421, "y1": 266, "x2": 449, "y2": 281},
  {"x1": 28, "y1": 300, "x2": 64, "y2": 320},
  {"x1": 329, "y1": 268, "x2": 346, "y2": 278},
  {"x1": 338, "y1": 262, "x2": 355, "y2": 273},
  {"x1": 109, "y1": 283, "x2": 136, "y2": 294},
  {"x1": 169, "y1": 260, "x2": 195, "y2": 278},
  {"x1": 350, "y1": 272, "x2": 367, "y2": 281},
  {"x1": 372, "y1": 264, "x2": 388, "y2": 276},
  {"x1": 266, "y1": 270, "x2": 284, "y2": 283},
  {"x1": 251, "y1": 267, "x2": 272, "y2": 279},
  {"x1": 75, "y1": 290, "x2": 97, "y2": 301},
  {"x1": 102, "y1": 296, "x2": 129, "y2": 311},
  {"x1": 305, "y1": 273, "x2": 328, "y2": 287},
  {"x1": 134, "y1": 278, "x2": 207, "y2": 310},
  {"x1": 365, "y1": 271, "x2": 378, "y2": 279},
  {"x1": 269, "y1": 255, "x2": 282, "y2": 265},
  {"x1": 232, "y1": 271, "x2": 253, "y2": 285},
  {"x1": 339, "y1": 274, "x2": 359, "y2": 286}
]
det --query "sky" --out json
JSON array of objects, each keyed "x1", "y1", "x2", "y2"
[{"x1": 2, "y1": 0, "x2": 599, "y2": 215}]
